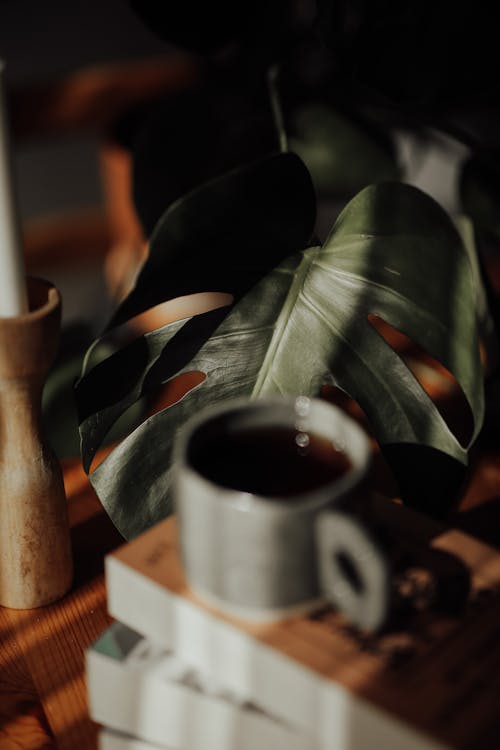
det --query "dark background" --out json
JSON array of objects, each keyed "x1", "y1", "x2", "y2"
[{"x1": 0, "y1": 0, "x2": 470, "y2": 327}]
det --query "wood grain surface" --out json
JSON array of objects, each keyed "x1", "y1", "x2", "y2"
[{"x1": 0, "y1": 457, "x2": 122, "y2": 750}]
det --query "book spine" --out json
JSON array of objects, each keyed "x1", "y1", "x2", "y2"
[
  {"x1": 99, "y1": 728, "x2": 166, "y2": 750},
  {"x1": 87, "y1": 639, "x2": 314, "y2": 750}
]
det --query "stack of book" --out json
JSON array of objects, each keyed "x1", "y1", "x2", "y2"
[{"x1": 87, "y1": 506, "x2": 500, "y2": 750}]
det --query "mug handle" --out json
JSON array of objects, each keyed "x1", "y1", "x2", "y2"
[{"x1": 315, "y1": 510, "x2": 389, "y2": 631}]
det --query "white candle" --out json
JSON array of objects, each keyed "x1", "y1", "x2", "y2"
[{"x1": 0, "y1": 61, "x2": 28, "y2": 317}]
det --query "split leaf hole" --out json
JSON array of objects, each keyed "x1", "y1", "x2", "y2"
[{"x1": 368, "y1": 314, "x2": 474, "y2": 446}]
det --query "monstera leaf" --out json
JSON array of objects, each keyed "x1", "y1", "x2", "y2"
[
  {"x1": 106, "y1": 152, "x2": 315, "y2": 331},
  {"x1": 77, "y1": 175, "x2": 485, "y2": 540}
]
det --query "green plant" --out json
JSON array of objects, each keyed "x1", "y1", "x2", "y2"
[{"x1": 74, "y1": 1, "x2": 497, "y2": 539}]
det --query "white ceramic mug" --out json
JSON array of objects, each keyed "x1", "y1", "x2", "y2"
[{"x1": 173, "y1": 396, "x2": 372, "y2": 622}]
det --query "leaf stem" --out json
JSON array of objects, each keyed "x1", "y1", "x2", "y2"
[{"x1": 268, "y1": 64, "x2": 288, "y2": 153}]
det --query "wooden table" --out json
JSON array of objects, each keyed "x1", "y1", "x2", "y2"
[
  {"x1": 0, "y1": 457, "x2": 123, "y2": 750},
  {"x1": 1, "y1": 433, "x2": 500, "y2": 749}
]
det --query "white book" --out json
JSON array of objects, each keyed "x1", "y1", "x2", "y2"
[
  {"x1": 100, "y1": 728, "x2": 167, "y2": 750},
  {"x1": 87, "y1": 621, "x2": 313, "y2": 750},
  {"x1": 104, "y1": 517, "x2": 462, "y2": 750}
]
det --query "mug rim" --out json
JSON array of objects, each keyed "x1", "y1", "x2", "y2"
[{"x1": 174, "y1": 395, "x2": 371, "y2": 515}]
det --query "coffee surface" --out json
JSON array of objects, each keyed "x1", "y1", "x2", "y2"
[{"x1": 190, "y1": 426, "x2": 351, "y2": 497}]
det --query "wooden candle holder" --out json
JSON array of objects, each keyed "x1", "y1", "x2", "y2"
[{"x1": 0, "y1": 276, "x2": 72, "y2": 608}]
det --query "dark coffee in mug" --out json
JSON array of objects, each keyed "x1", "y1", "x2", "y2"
[
  {"x1": 189, "y1": 425, "x2": 351, "y2": 497},
  {"x1": 176, "y1": 396, "x2": 370, "y2": 619}
]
